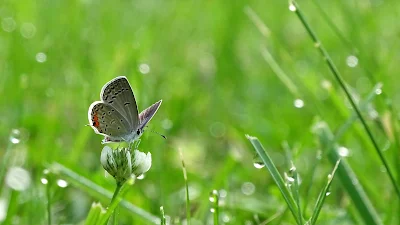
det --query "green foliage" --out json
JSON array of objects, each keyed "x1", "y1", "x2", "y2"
[{"x1": 1, "y1": 0, "x2": 400, "y2": 224}]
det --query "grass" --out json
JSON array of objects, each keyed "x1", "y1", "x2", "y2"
[{"x1": 1, "y1": 0, "x2": 400, "y2": 224}]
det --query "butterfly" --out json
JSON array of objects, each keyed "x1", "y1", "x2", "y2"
[{"x1": 88, "y1": 76, "x2": 162, "y2": 144}]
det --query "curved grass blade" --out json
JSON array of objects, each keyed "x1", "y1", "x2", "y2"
[{"x1": 246, "y1": 134, "x2": 302, "y2": 224}]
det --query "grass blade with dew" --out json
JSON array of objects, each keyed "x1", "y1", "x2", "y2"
[
  {"x1": 289, "y1": 162, "x2": 303, "y2": 225},
  {"x1": 48, "y1": 162, "x2": 160, "y2": 224},
  {"x1": 289, "y1": 0, "x2": 400, "y2": 198},
  {"x1": 309, "y1": 160, "x2": 341, "y2": 225},
  {"x1": 179, "y1": 148, "x2": 191, "y2": 225},
  {"x1": 160, "y1": 206, "x2": 166, "y2": 225},
  {"x1": 312, "y1": 121, "x2": 383, "y2": 225},
  {"x1": 210, "y1": 190, "x2": 219, "y2": 225},
  {"x1": 282, "y1": 142, "x2": 303, "y2": 224},
  {"x1": 246, "y1": 134, "x2": 302, "y2": 224}
]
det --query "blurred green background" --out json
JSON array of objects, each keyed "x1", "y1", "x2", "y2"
[{"x1": 1, "y1": 0, "x2": 400, "y2": 224}]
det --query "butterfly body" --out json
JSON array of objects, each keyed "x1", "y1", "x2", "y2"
[{"x1": 88, "y1": 76, "x2": 162, "y2": 144}]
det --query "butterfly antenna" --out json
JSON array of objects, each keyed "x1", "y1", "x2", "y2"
[{"x1": 149, "y1": 129, "x2": 167, "y2": 140}]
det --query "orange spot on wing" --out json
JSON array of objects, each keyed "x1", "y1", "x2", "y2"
[{"x1": 93, "y1": 113, "x2": 100, "y2": 128}]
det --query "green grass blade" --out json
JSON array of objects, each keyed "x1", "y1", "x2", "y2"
[
  {"x1": 85, "y1": 203, "x2": 105, "y2": 225},
  {"x1": 246, "y1": 135, "x2": 301, "y2": 224},
  {"x1": 309, "y1": 160, "x2": 340, "y2": 225},
  {"x1": 313, "y1": 122, "x2": 383, "y2": 225},
  {"x1": 290, "y1": 0, "x2": 400, "y2": 198},
  {"x1": 179, "y1": 149, "x2": 191, "y2": 225},
  {"x1": 160, "y1": 206, "x2": 166, "y2": 225},
  {"x1": 48, "y1": 162, "x2": 159, "y2": 224}
]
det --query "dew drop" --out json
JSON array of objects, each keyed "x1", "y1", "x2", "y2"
[
  {"x1": 139, "y1": 63, "x2": 150, "y2": 74},
  {"x1": 36, "y1": 52, "x2": 47, "y2": 63},
  {"x1": 20, "y1": 23, "x2": 36, "y2": 39},
  {"x1": 253, "y1": 162, "x2": 265, "y2": 169},
  {"x1": 241, "y1": 182, "x2": 256, "y2": 196},
  {"x1": 294, "y1": 99, "x2": 304, "y2": 108},
  {"x1": 209, "y1": 196, "x2": 215, "y2": 202},
  {"x1": 337, "y1": 146, "x2": 350, "y2": 157},
  {"x1": 346, "y1": 55, "x2": 358, "y2": 68},
  {"x1": 326, "y1": 192, "x2": 331, "y2": 196},
  {"x1": 210, "y1": 208, "x2": 215, "y2": 213},
  {"x1": 221, "y1": 212, "x2": 231, "y2": 222},
  {"x1": 43, "y1": 169, "x2": 50, "y2": 175},
  {"x1": 9, "y1": 129, "x2": 21, "y2": 144},
  {"x1": 137, "y1": 174, "x2": 145, "y2": 180},
  {"x1": 375, "y1": 88, "x2": 382, "y2": 95},
  {"x1": 40, "y1": 178, "x2": 48, "y2": 185},
  {"x1": 289, "y1": 3, "x2": 296, "y2": 11},
  {"x1": 56, "y1": 179, "x2": 68, "y2": 188},
  {"x1": 219, "y1": 189, "x2": 227, "y2": 198},
  {"x1": 285, "y1": 172, "x2": 295, "y2": 183},
  {"x1": 1, "y1": 17, "x2": 16, "y2": 32},
  {"x1": 321, "y1": 79, "x2": 332, "y2": 90}
]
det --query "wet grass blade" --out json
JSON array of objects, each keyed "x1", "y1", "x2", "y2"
[
  {"x1": 309, "y1": 160, "x2": 340, "y2": 225},
  {"x1": 290, "y1": 0, "x2": 400, "y2": 198},
  {"x1": 313, "y1": 122, "x2": 383, "y2": 225},
  {"x1": 246, "y1": 135, "x2": 301, "y2": 224}
]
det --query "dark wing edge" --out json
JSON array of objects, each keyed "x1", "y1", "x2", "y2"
[{"x1": 138, "y1": 100, "x2": 162, "y2": 129}]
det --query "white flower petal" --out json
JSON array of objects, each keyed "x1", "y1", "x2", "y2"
[{"x1": 131, "y1": 150, "x2": 152, "y2": 177}]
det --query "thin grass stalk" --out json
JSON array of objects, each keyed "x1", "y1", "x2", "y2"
[
  {"x1": 211, "y1": 190, "x2": 219, "y2": 225},
  {"x1": 309, "y1": 160, "x2": 340, "y2": 225},
  {"x1": 313, "y1": 122, "x2": 383, "y2": 224},
  {"x1": 179, "y1": 149, "x2": 191, "y2": 225},
  {"x1": 160, "y1": 206, "x2": 166, "y2": 225},
  {"x1": 290, "y1": 0, "x2": 400, "y2": 198}
]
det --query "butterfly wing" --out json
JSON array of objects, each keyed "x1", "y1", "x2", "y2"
[
  {"x1": 138, "y1": 100, "x2": 162, "y2": 130},
  {"x1": 88, "y1": 101, "x2": 131, "y2": 141},
  {"x1": 100, "y1": 76, "x2": 139, "y2": 130}
]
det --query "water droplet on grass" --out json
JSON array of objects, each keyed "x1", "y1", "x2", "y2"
[
  {"x1": 139, "y1": 63, "x2": 150, "y2": 74},
  {"x1": 57, "y1": 179, "x2": 68, "y2": 188},
  {"x1": 9, "y1": 129, "x2": 21, "y2": 144},
  {"x1": 294, "y1": 99, "x2": 304, "y2": 108},
  {"x1": 253, "y1": 162, "x2": 265, "y2": 169},
  {"x1": 2, "y1": 17, "x2": 16, "y2": 32},
  {"x1": 20, "y1": 23, "x2": 36, "y2": 39},
  {"x1": 241, "y1": 182, "x2": 255, "y2": 195},
  {"x1": 40, "y1": 178, "x2": 48, "y2": 185},
  {"x1": 289, "y1": 4, "x2": 296, "y2": 11},
  {"x1": 337, "y1": 146, "x2": 350, "y2": 157},
  {"x1": 346, "y1": 55, "x2": 358, "y2": 67},
  {"x1": 36, "y1": 52, "x2": 47, "y2": 63}
]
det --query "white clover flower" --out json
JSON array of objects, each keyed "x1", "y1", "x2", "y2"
[
  {"x1": 101, "y1": 146, "x2": 132, "y2": 185},
  {"x1": 100, "y1": 146, "x2": 152, "y2": 184},
  {"x1": 131, "y1": 150, "x2": 152, "y2": 178}
]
